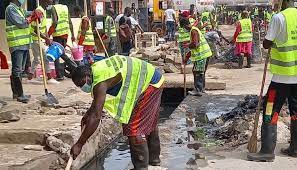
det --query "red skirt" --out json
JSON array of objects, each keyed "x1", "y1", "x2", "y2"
[
  {"x1": 122, "y1": 85, "x2": 163, "y2": 137},
  {"x1": 235, "y1": 42, "x2": 252, "y2": 56}
]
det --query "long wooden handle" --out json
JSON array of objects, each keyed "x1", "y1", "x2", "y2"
[
  {"x1": 36, "y1": 19, "x2": 49, "y2": 91},
  {"x1": 95, "y1": 29, "x2": 110, "y2": 58},
  {"x1": 253, "y1": 50, "x2": 270, "y2": 131},
  {"x1": 65, "y1": 156, "x2": 73, "y2": 170}
]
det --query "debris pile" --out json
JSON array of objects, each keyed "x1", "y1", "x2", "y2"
[
  {"x1": 129, "y1": 43, "x2": 186, "y2": 74},
  {"x1": 211, "y1": 95, "x2": 290, "y2": 147}
]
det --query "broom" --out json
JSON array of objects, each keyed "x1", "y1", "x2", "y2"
[{"x1": 247, "y1": 0, "x2": 283, "y2": 153}]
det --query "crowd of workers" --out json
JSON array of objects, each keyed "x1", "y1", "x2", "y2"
[{"x1": 3, "y1": 0, "x2": 297, "y2": 169}]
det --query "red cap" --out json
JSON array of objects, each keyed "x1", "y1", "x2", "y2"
[{"x1": 182, "y1": 11, "x2": 190, "y2": 18}]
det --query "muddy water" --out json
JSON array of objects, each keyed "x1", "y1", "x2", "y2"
[{"x1": 82, "y1": 92, "x2": 243, "y2": 170}]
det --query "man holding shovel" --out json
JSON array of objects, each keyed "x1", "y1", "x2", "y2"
[
  {"x1": 5, "y1": 0, "x2": 42, "y2": 103},
  {"x1": 70, "y1": 55, "x2": 164, "y2": 169},
  {"x1": 248, "y1": 0, "x2": 297, "y2": 161}
]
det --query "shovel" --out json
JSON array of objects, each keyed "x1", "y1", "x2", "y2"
[{"x1": 36, "y1": 19, "x2": 58, "y2": 106}]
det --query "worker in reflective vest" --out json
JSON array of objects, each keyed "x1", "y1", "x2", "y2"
[
  {"x1": 248, "y1": 1, "x2": 297, "y2": 162},
  {"x1": 70, "y1": 55, "x2": 165, "y2": 169},
  {"x1": 178, "y1": 11, "x2": 191, "y2": 62},
  {"x1": 105, "y1": 6, "x2": 117, "y2": 56},
  {"x1": 5, "y1": 0, "x2": 42, "y2": 103},
  {"x1": 48, "y1": 0, "x2": 75, "y2": 81},
  {"x1": 73, "y1": 6, "x2": 95, "y2": 64},
  {"x1": 233, "y1": 11, "x2": 253, "y2": 69},
  {"x1": 30, "y1": 3, "x2": 59, "y2": 84},
  {"x1": 180, "y1": 18, "x2": 212, "y2": 97}
]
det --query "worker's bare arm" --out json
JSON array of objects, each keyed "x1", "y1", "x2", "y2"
[
  {"x1": 68, "y1": 13, "x2": 75, "y2": 38},
  {"x1": 263, "y1": 39, "x2": 273, "y2": 49},
  {"x1": 51, "y1": 7, "x2": 58, "y2": 28}
]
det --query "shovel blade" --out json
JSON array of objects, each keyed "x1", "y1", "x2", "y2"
[{"x1": 38, "y1": 93, "x2": 59, "y2": 107}]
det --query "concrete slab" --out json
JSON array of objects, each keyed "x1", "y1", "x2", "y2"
[{"x1": 0, "y1": 144, "x2": 59, "y2": 170}]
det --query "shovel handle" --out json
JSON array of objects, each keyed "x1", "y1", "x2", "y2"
[{"x1": 65, "y1": 156, "x2": 73, "y2": 170}]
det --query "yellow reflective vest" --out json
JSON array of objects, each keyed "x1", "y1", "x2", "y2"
[
  {"x1": 31, "y1": 6, "x2": 47, "y2": 41},
  {"x1": 178, "y1": 27, "x2": 190, "y2": 43},
  {"x1": 53, "y1": 4, "x2": 69, "y2": 37},
  {"x1": 77, "y1": 16, "x2": 95, "y2": 46},
  {"x1": 105, "y1": 15, "x2": 117, "y2": 38},
  {"x1": 5, "y1": 4, "x2": 32, "y2": 48},
  {"x1": 271, "y1": 8, "x2": 297, "y2": 76},
  {"x1": 236, "y1": 18, "x2": 253, "y2": 43},
  {"x1": 91, "y1": 55, "x2": 159, "y2": 124},
  {"x1": 190, "y1": 26, "x2": 212, "y2": 61}
]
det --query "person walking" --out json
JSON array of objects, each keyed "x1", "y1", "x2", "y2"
[
  {"x1": 5, "y1": 0, "x2": 42, "y2": 103},
  {"x1": 248, "y1": 0, "x2": 297, "y2": 162},
  {"x1": 30, "y1": 1, "x2": 59, "y2": 84},
  {"x1": 181, "y1": 18, "x2": 212, "y2": 96},
  {"x1": 70, "y1": 55, "x2": 165, "y2": 169},
  {"x1": 233, "y1": 11, "x2": 253, "y2": 68},
  {"x1": 48, "y1": 0, "x2": 75, "y2": 81},
  {"x1": 164, "y1": 4, "x2": 176, "y2": 41}
]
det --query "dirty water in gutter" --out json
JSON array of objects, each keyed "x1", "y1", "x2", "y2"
[{"x1": 81, "y1": 89, "x2": 242, "y2": 170}]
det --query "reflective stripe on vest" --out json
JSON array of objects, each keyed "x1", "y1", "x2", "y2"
[
  {"x1": 190, "y1": 26, "x2": 212, "y2": 61},
  {"x1": 236, "y1": 19, "x2": 252, "y2": 42},
  {"x1": 178, "y1": 27, "x2": 190, "y2": 43},
  {"x1": 271, "y1": 8, "x2": 297, "y2": 76},
  {"x1": 53, "y1": 4, "x2": 69, "y2": 37},
  {"x1": 31, "y1": 6, "x2": 47, "y2": 41},
  {"x1": 200, "y1": 21, "x2": 206, "y2": 34},
  {"x1": 105, "y1": 15, "x2": 117, "y2": 38},
  {"x1": 77, "y1": 16, "x2": 95, "y2": 46},
  {"x1": 5, "y1": 4, "x2": 32, "y2": 48},
  {"x1": 91, "y1": 55, "x2": 156, "y2": 124}
]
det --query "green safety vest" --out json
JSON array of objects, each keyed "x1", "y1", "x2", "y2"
[
  {"x1": 77, "y1": 16, "x2": 95, "y2": 46},
  {"x1": 189, "y1": 18, "x2": 196, "y2": 25},
  {"x1": 190, "y1": 26, "x2": 212, "y2": 61},
  {"x1": 265, "y1": 11, "x2": 272, "y2": 22},
  {"x1": 254, "y1": 8, "x2": 259, "y2": 16},
  {"x1": 200, "y1": 21, "x2": 206, "y2": 34},
  {"x1": 5, "y1": 4, "x2": 32, "y2": 48},
  {"x1": 91, "y1": 55, "x2": 156, "y2": 124},
  {"x1": 31, "y1": 6, "x2": 47, "y2": 41},
  {"x1": 236, "y1": 18, "x2": 253, "y2": 43},
  {"x1": 202, "y1": 12, "x2": 210, "y2": 23},
  {"x1": 53, "y1": 4, "x2": 69, "y2": 37},
  {"x1": 178, "y1": 27, "x2": 190, "y2": 43},
  {"x1": 105, "y1": 15, "x2": 117, "y2": 38},
  {"x1": 271, "y1": 8, "x2": 297, "y2": 76}
]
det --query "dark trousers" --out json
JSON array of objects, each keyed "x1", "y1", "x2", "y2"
[
  {"x1": 53, "y1": 37, "x2": 67, "y2": 79},
  {"x1": 263, "y1": 82, "x2": 297, "y2": 125},
  {"x1": 166, "y1": 21, "x2": 175, "y2": 40},
  {"x1": 11, "y1": 50, "x2": 28, "y2": 78},
  {"x1": 121, "y1": 41, "x2": 132, "y2": 56}
]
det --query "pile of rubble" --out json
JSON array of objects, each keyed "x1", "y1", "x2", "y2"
[
  {"x1": 129, "y1": 43, "x2": 187, "y2": 74},
  {"x1": 211, "y1": 95, "x2": 290, "y2": 147}
]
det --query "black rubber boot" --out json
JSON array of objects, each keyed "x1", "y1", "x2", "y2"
[
  {"x1": 238, "y1": 56, "x2": 244, "y2": 69},
  {"x1": 281, "y1": 120, "x2": 297, "y2": 157},
  {"x1": 129, "y1": 136, "x2": 149, "y2": 170},
  {"x1": 13, "y1": 77, "x2": 30, "y2": 103},
  {"x1": 247, "y1": 124, "x2": 277, "y2": 162},
  {"x1": 10, "y1": 75, "x2": 18, "y2": 99},
  {"x1": 147, "y1": 129, "x2": 161, "y2": 166},
  {"x1": 246, "y1": 57, "x2": 252, "y2": 68}
]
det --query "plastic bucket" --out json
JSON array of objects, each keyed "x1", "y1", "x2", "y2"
[
  {"x1": 46, "y1": 42, "x2": 65, "y2": 62},
  {"x1": 71, "y1": 45, "x2": 84, "y2": 61}
]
